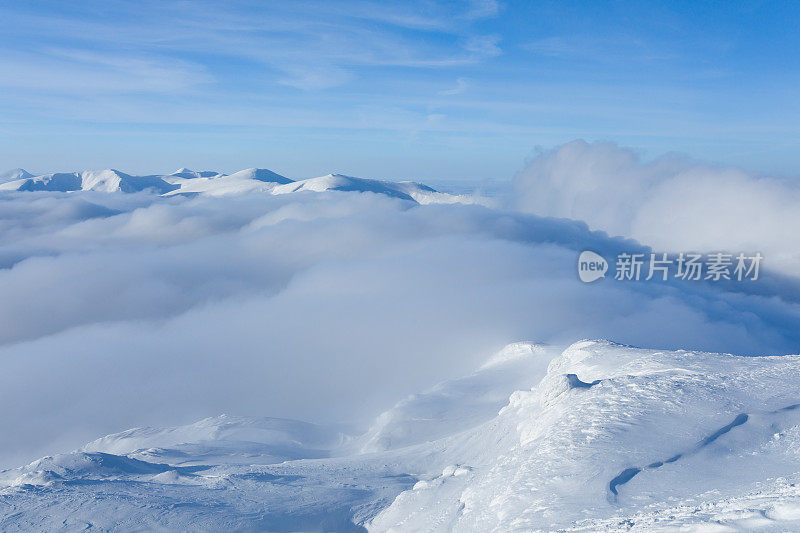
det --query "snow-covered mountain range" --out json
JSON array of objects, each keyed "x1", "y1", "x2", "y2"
[{"x1": 0, "y1": 167, "x2": 481, "y2": 205}]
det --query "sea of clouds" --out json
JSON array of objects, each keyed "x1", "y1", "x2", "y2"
[{"x1": 1, "y1": 142, "x2": 799, "y2": 468}]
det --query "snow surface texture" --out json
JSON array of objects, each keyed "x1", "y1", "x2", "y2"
[
  {"x1": 368, "y1": 341, "x2": 800, "y2": 532},
  {"x1": 2, "y1": 152, "x2": 800, "y2": 530},
  {"x1": 4, "y1": 341, "x2": 800, "y2": 531}
]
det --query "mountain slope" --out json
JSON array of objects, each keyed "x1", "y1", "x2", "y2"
[
  {"x1": 271, "y1": 173, "x2": 417, "y2": 200},
  {"x1": 164, "y1": 168, "x2": 293, "y2": 197},
  {"x1": 0, "y1": 169, "x2": 178, "y2": 194},
  {"x1": 370, "y1": 341, "x2": 800, "y2": 531},
  {"x1": 4, "y1": 341, "x2": 800, "y2": 531},
  {"x1": 0, "y1": 168, "x2": 33, "y2": 182},
  {"x1": 270, "y1": 173, "x2": 481, "y2": 204}
]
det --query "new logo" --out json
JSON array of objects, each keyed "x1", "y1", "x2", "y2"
[{"x1": 578, "y1": 251, "x2": 608, "y2": 283}]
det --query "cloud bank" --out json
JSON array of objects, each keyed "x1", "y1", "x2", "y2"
[{"x1": 513, "y1": 140, "x2": 800, "y2": 275}]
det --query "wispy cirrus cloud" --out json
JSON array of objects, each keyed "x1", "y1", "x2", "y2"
[
  {"x1": 1, "y1": 0, "x2": 798, "y2": 178},
  {"x1": 0, "y1": 1, "x2": 500, "y2": 93},
  {"x1": 0, "y1": 49, "x2": 213, "y2": 94},
  {"x1": 439, "y1": 77, "x2": 470, "y2": 96}
]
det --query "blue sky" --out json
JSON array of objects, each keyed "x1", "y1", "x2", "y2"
[{"x1": 1, "y1": 0, "x2": 798, "y2": 181}]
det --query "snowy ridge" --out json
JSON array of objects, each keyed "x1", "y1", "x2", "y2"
[
  {"x1": 270, "y1": 173, "x2": 481, "y2": 205},
  {"x1": 164, "y1": 168, "x2": 295, "y2": 197},
  {"x1": 167, "y1": 168, "x2": 224, "y2": 179},
  {"x1": 0, "y1": 168, "x2": 32, "y2": 182},
  {"x1": 355, "y1": 343, "x2": 557, "y2": 454},
  {"x1": 0, "y1": 167, "x2": 482, "y2": 205},
  {"x1": 4, "y1": 341, "x2": 800, "y2": 530},
  {"x1": 0, "y1": 169, "x2": 179, "y2": 194},
  {"x1": 370, "y1": 341, "x2": 800, "y2": 531}
]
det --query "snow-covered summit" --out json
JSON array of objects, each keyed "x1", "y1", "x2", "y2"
[
  {"x1": 272, "y1": 173, "x2": 418, "y2": 201},
  {"x1": 164, "y1": 167, "x2": 294, "y2": 197},
  {"x1": 168, "y1": 168, "x2": 223, "y2": 179},
  {"x1": 371, "y1": 340, "x2": 800, "y2": 531},
  {"x1": 271, "y1": 173, "x2": 482, "y2": 205},
  {"x1": 228, "y1": 167, "x2": 294, "y2": 184},
  {"x1": 5, "y1": 340, "x2": 800, "y2": 531}
]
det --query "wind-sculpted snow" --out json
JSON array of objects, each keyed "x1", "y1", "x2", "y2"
[
  {"x1": 0, "y1": 415, "x2": 411, "y2": 531},
  {"x1": 355, "y1": 343, "x2": 558, "y2": 453},
  {"x1": 81, "y1": 415, "x2": 353, "y2": 465},
  {"x1": 368, "y1": 341, "x2": 800, "y2": 531},
  {"x1": 5, "y1": 341, "x2": 800, "y2": 531}
]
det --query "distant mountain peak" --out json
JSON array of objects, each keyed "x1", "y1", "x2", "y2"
[
  {"x1": 0, "y1": 168, "x2": 34, "y2": 182},
  {"x1": 170, "y1": 167, "x2": 202, "y2": 175},
  {"x1": 169, "y1": 168, "x2": 221, "y2": 178},
  {"x1": 226, "y1": 168, "x2": 293, "y2": 184}
]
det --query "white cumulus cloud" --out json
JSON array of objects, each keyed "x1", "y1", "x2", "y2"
[{"x1": 513, "y1": 140, "x2": 800, "y2": 275}]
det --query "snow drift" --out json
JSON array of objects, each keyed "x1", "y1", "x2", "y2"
[{"x1": 369, "y1": 340, "x2": 800, "y2": 531}]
